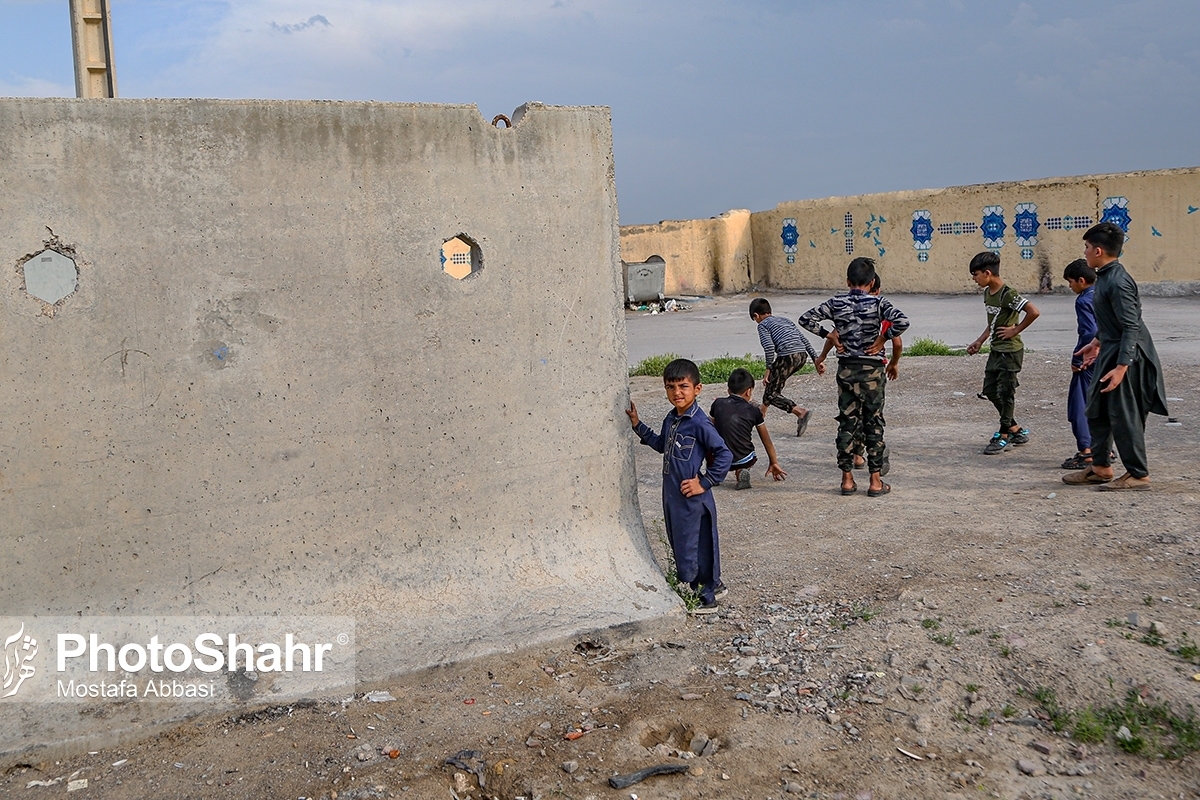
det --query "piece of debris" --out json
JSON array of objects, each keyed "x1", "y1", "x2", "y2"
[
  {"x1": 897, "y1": 747, "x2": 924, "y2": 761},
  {"x1": 608, "y1": 763, "x2": 690, "y2": 789},
  {"x1": 364, "y1": 691, "x2": 396, "y2": 703}
]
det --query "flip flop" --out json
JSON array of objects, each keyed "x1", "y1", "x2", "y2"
[
  {"x1": 1062, "y1": 466, "x2": 1112, "y2": 486},
  {"x1": 867, "y1": 483, "x2": 891, "y2": 497}
]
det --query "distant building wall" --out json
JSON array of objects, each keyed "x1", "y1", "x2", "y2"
[
  {"x1": 621, "y1": 209, "x2": 754, "y2": 296},
  {"x1": 623, "y1": 167, "x2": 1200, "y2": 295},
  {"x1": 0, "y1": 97, "x2": 677, "y2": 761}
]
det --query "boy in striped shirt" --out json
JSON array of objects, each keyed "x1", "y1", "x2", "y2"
[{"x1": 749, "y1": 297, "x2": 822, "y2": 436}]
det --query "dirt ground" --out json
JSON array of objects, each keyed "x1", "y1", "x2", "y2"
[{"x1": 3, "y1": 353, "x2": 1198, "y2": 800}]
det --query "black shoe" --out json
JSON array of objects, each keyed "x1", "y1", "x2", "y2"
[
  {"x1": 713, "y1": 582, "x2": 729, "y2": 600},
  {"x1": 735, "y1": 471, "x2": 751, "y2": 490},
  {"x1": 796, "y1": 409, "x2": 811, "y2": 437},
  {"x1": 691, "y1": 600, "x2": 719, "y2": 615},
  {"x1": 1009, "y1": 427, "x2": 1030, "y2": 445},
  {"x1": 983, "y1": 433, "x2": 1009, "y2": 455}
]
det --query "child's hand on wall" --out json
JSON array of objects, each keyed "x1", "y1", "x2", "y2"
[{"x1": 625, "y1": 403, "x2": 640, "y2": 428}]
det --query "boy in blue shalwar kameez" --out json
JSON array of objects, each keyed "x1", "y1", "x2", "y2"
[{"x1": 627, "y1": 358, "x2": 732, "y2": 614}]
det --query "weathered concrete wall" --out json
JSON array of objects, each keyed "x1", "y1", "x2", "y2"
[
  {"x1": 624, "y1": 167, "x2": 1200, "y2": 295},
  {"x1": 0, "y1": 98, "x2": 677, "y2": 759},
  {"x1": 621, "y1": 209, "x2": 754, "y2": 295}
]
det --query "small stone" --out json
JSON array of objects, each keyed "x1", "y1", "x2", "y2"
[
  {"x1": 1017, "y1": 759, "x2": 1046, "y2": 776},
  {"x1": 681, "y1": 693, "x2": 702, "y2": 701},
  {"x1": 784, "y1": 781, "x2": 804, "y2": 793},
  {"x1": 526, "y1": 737, "x2": 542, "y2": 747},
  {"x1": 453, "y1": 772, "x2": 472, "y2": 793},
  {"x1": 1116, "y1": 725, "x2": 1133, "y2": 742},
  {"x1": 688, "y1": 765, "x2": 703, "y2": 777},
  {"x1": 539, "y1": 721, "x2": 552, "y2": 729},
  {"x1": 689, "y1": 733, "x2": 710, "y2": 755},
  {"x1": 1030, "y1": 741, "x2": 1053, "y2": 755},
  {"x1": 1150, "y1": 621, "x2": 1169, "y2": 637},
  {"x1": 562, "y1": 760, "x2": 578, "y2": 774},
  {"x1": 356, "y1": 750, "x2": 371, "y2": 762},
  {"x1": 826, "y1": 713, "x2": 842, "y2": 726},
  {"x1": 1127, "y1": 612, "x2": 1148, "y2": 629},
  {"x1": 912, "y1": 715, "x2": 933, "y2": 734}
]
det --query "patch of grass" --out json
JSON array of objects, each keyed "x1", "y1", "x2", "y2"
[
  {"x1": 965, "y1": 683, "x2": 980, "y2": 694},
  {"x1": 1001, "y1": 704, "x2": 1018, "y2": 718},
  {"x1": 1172, "y1": 634, "x2": 1200, "y2": 662},
  {"x1": 1052, "y1": 600, "x2": 1066, "y2": 609},
  {"x1": 851, "y1": 604, "x2": 878, "y2": 622},
  {"x1": 921, "y1": 618, "x2": 941, "y2": 630},
  {"x1": 1034, "y1": 687, "x2": 1200, "y2": 759},
  {"x1": 988, "y1": 632, "x2": 1003, "y2": 640},
  {"x1": 930, "y1": 632, "x2": 956, "y2": 647},
  {"x1": 629, "y1": 353, "x2": 681, "y2": 377},
  {"x1": 1144, "y1": 595, "x2": 1155, "y2": 606},
  {"x1": 630, "y1": 352, "x2": 790, "y2": 385},
  {"x1": 998, "y1": 645, "x2": 1012, "y2": 658},
  {"x1": 698, "y1": 354, "x2": 773, "y2": 385},
  {"x1": 905, "y1": 337, "x2": 958, "y2": 356},
  {"x1": 1141, "y1": 630, "x2": 1167, "y2": 648},
  {"x1": 1105, "y1": 618, "x2": 1126, "y2": 628},
  {"x1": 1072, "y1": 706, "x2": 1108, "y2": 744},
  {"x1": 1075, "y1": 582, "x2": 1091, "y2": 590},
  {"x1": 967, "y1": 627, "x2": 982, "y2": 636}
]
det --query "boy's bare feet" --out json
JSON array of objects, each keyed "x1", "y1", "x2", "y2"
[{"x1": 840, "y1": 471, "x2": 857, "y2": 495}]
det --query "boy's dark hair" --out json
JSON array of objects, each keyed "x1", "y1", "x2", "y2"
[
  {"x1": 847, "y1": 257, "x2": 876, "y2": 287},
  {"x1": 727, "y1": 368, "x2": 754, "y2": 395},
  {"x1": 869, "y1": 274, "x2": 882, "y2": 293},
  {"x1": 749, "y1": 297, "x2": 772, "y2": 317},
  {"x1": 1083, "y1": 222, "x2": 1124, "y2": 256},
  {"x1": 969, "y1": 251, "x2": 1001, "y2": 275},
  {"x1": 1062, "y1": 258, "x2": 1096, "y2": 283},
  {"x1": 663, "y1": 358, "x2": 701, "y2": 385}
]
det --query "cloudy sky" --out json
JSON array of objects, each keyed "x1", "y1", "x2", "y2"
[{"x1": 3, "y1": 0, "x2": 1197, "y2": 224}]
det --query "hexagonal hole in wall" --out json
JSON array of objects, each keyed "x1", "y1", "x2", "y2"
[
  {"x1": 23, "y1": 249, "x2": 78, "y2": 304},
  {"x1": 441, "y1": 235, "x2": 482, "y2": 280}
]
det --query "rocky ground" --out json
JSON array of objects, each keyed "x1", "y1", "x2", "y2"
[{"x1": 3, "y1": 354, "x2": 1198, "y2": 800}]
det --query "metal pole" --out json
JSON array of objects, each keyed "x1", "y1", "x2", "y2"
[{"x1": 69, "y1": 0, "x2": 118, "y2": 98}]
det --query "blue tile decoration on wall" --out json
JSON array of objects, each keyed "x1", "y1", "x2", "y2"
[
  {"x1": 809, "y1": 240, "x2": 816, "y2": 248},
  {"x1": 1101, "y1": 196, "x2": 1131, "y2": 232},
  {"x1": 911, "y1": 210, "x2": 933, "y2": 254},
  {"x1": 1013, "y1": 203, "x2": 1039, "y2": 247},
  {"x1": 918, "y1": 252, "x2": 929, "y2": 262},
  {"x1": 982, "y1": 205, "x2": 1006, "y2": 249},
  {"x1": 1021, "y1": 248, "x2": 1034, "y2": 260},
  {"x1": 781, "y1": 217, "x2": 799, "y2": 264},
  {"x1": 1044, "y1": 214, "x2": 1094, "y2": 231},
  {"x1": 1188, "y1": 206, "x2": 1198, "y2": 214},
  {"x1": 938, "y1": 221, "x2": 980, "y2": 236},
  {"x1": 1151, "y1": 226, "x2": 1162, "y2": 237},
  {"x1": 863, "y1": 213, "x2": 886, "y2": 257},
  {"x1": 844, "y1": 213, "x2": 854, "y2": 255}
]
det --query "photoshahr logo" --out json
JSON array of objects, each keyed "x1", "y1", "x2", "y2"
[{"x1": 2, "y1": 622, "x2": 38, "y2": 698}]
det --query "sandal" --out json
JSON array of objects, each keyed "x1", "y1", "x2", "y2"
[
  {"x1": 867, "y1": 483, "x2": 891, "y2": 497},
  {"x1": 1061, "y1": 452, "x2": 1093, "y2": 470},
  {"x1": 840, "y1": 482, "x2": 857, "y2": 496},
  {"x1": 1062, "y1": 466, "x2": 1112, "y2": 485}
]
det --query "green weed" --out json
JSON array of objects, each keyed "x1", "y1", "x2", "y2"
[
  {"x1": 921, "y1": 618, "x2": 940, "y2": 630},
  {"x1": 930, "y1": 632, "x2": 956, "y2": 647}
]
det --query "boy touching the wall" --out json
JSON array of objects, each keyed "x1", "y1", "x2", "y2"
[
  {"x1": 627, "y1": 359, "x2": 733, "y2": 613},
  {"x1": 965, "y1": 251, "x2": 1040, "y2": 455}
]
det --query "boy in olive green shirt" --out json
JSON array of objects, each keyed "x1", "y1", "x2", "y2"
[{"x1": 966, "y1": 252, "x2": 1040, "y2": 454}]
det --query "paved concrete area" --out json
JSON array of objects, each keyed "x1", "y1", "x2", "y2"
[{"x1": 626, "y1": 291, "x2": 1200, "y2": 366}]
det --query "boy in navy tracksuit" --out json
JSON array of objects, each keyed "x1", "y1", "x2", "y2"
[
  {"x1": 1061, "y1": 258, "x2": 1098, "y2": 469},
  {"x1": 627, "y1": 358, "x2": 732, "y2": 613}
]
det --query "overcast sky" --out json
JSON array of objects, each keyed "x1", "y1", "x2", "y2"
[{"x1": 3, "y1": 0, "x2": 1197, "y2": 225}]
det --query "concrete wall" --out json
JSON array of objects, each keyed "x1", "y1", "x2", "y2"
[
  {"x1": 0, "y1": 98, "x2": 677, "y2": 759},
  {"x1": 621, "y1": 209, "x2": 754, "y2": 296},
  {"x1": 624, "y1": 167, "x2": 1200, "y2": 295}
]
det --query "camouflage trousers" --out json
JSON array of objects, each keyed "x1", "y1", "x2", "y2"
[{"x1": 835, "y1": 359, "x2": 887, "y2": 473}]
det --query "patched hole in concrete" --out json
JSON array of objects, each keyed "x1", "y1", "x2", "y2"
[
  {"x1": 22, "y1": 249, "x2": 78, "y2": 304},
  {"x1": 441, "y1": 234, "x2": 482, "y2": 280}
]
